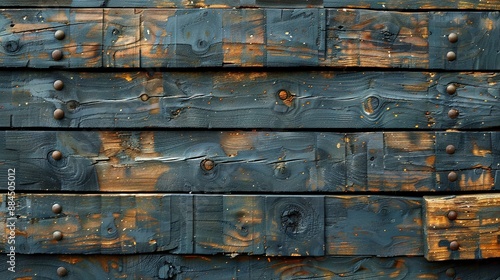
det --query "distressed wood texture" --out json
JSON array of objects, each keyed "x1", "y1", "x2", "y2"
[
  {"x1": 424, "y1": 194, "x2": 500, "y2": 261},
  {"x1": 2, "y1": 255, "x2": 500, "y2": 280},
  {"x1": 0, "y1": 194, "x2": 422, "y2": 256},
  {"x1": 2, "y1": 0, "x2": 500, "y2": 10},
  {"x1": 1, "y1": 131, "x2": 499, "y2": 192},
  {"x1": 0, "y1": 9, "x2": 499, "y2": 69},
  {"x1": 1, "y1": 71, "x2": 499, "y2": 129}
]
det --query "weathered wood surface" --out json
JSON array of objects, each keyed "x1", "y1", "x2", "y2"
[
  {"x1": 1, "y1": 131, "x2": 498, "y2": 192},
  {"x1": 0, "y1": 194, "x2": 422, "y2": 256},
  {"x1": 2, "y1": 255, "x2": 500, "y2": 280},
  {"x1": 2, "y1": 0, "x2": 500, "y2": 10},
  {"x1": 0, "y1": 9, "x2": 499, "y2": 69},
  {"x1": 1, "y1": 71, "x2": 499, "y2": 129},
  {"x1": 424, "y1": 194, "x2": 500, "y2": 261}
]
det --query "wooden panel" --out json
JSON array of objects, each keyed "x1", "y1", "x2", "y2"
[
  {"x1": 0, "y1": 194, "x2": 421, "y2": 256},
  {"x1": 424, "y1": 194, "x2": 500, "y2": 261},
  {"x1": 1, "y1": 131, "x2": 498, "y2": 192},
  {"x1": 1, "y1": 71, "x2": 499, "y2": 129},
  {"x1": 0, "y1": 9, "x2": 499, "y2": 69}
]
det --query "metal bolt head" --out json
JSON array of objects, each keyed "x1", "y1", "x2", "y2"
[
  {"x1": 278, "y1": 90, "x2": 289, "y2": 100},
  {"x1": 54, "y1": 30, "x2": 65, "y2": 40},
  {"x1": 57, "y1": 266, "x2": 68, "y2": 277},
  {"x1": 446, "y1": 145, "x2": 456, "y2": 154},
  {"x1": 52, "y1": 150, "x2": 63, "y2": 160},
  {"x1": 52, "y1": 49, "x2": 63, "y2": 61},
  {"x1": 53, "y1": 230, "x2": 63, "y2": 241},
  {"x1": 53, "y1": 80, "x2": 64, "y2": 90},
  {"x1": 52, "y1": 203, "x2": 62, "y2": 214},
  {"x1": 201, "y1": 159, "x2": 215, "y2": 171},
  {"x1": 448, "y1": 109, "x2": 459, "y2": 119},
  {"x1": 448, "y1": 171, "x2": 458, "y2": 182},
  {"x1": 445, "y1": 267, "x2": 456, "y2": 277},
  {"x1": 140, "y1": 94, "x2": 149, "y2": 101},
  {"x1": 447, "y1": 51, "x2": 456, "y2": 61},
  {"x1": 449, "y1": 240, "x2": 460, "y2": 251},
  {"x1": 448, "y1": 33, "x2": 458, "y2": 43},
  {"x1": 446, "y1": 84, "x2": 456, "y2": 95},
  {"x1": 447, "y1": 210, "x2": 458, "y2": 221},
  {"x1": 53, "y1": 109, "x2": 65, "y2": 120}
]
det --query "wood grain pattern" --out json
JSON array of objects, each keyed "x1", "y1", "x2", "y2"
[
  {"x1": 1, "y1": 131, "x2": 498, "y2": 193},
  {"x1": 1, "y1": 70, "x2": 499, "y2": 129},
  {"x1": 0, "y1": 194, "x2": 422, "y2": 256},
  {"x1": 424, "y1": 194, "x2": 500, "y2": 261},
  {"x1": 2, "y1": 255, "x2": 500, "y2": 279},
  {"x1": 0, "y1": 9, "x2": 499, "y2": 69}
]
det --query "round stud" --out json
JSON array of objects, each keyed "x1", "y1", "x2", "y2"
[
  {"x1": 446, "y1": 84, "x2": 456, "y2": 95},
  {"x1": 140, "y1": 94, "x2": 149, "y2": 101},
  {"x1": 53, "y1": 80, "x2": 64, "y2": 91},
  {"x1": 448, "y1": 109, "x2": 459, "y2": 119},
  {"x1": 52, "y1": 150, "x2": 63, "y2": 160},
  {"x1": 448, "y1": 171, "x2": 458, "y2": 182},
  {"x1": 52, "y1": 49, "x2": 63, "y2": 61},
  {"x1": 57, "y1": 266, "x2": 68, "y2": 277},
  {"x1": 278, "y1": 90, "x2": 289, "y2": 100},
  {"x1": 52, "y1": 203, "x2": 62, "y2": 214},
  {"x1": 445, "y1": 267, "x2": 456, "y2": 277},
  {"x1": 449, "y1": 240, "x2": 460, "y2": 251},
  {"x1": 201, "y1": 159, "x2": 215, "y2": 171},
  {"x1": 53, "y1": 109, "x2": 65, "y2": 120},
  {"x1": 448, "y1": 33, "x2": 458, "y2": 43},
  {"x1": 53, "y1": 230, "x2": 63, "y2": 241},
  {"x1": 54, "y1": 30, "x2": 65, "y2": 40},
  {"x1": 447, "y1": 210, "x2": 458, "y2": 221},
  {"x1": 446, "y1": 144, "x2": 456, "y2": 154},
  {"x1": 447, "y1": 51, "x2": 456, "y2": 61}
]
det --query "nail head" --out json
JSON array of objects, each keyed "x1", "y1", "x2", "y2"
[
  {"x1": 446, "y1": 84, "x2": 456, "y2": 95},
  {"x1": 448, "y1": 171, "x2": 458, "y2": 182},
  {"x1": 447, "y1": 210, "x2": 458, "y2": 221},
  {"x1": 52, "y1": 203, "x2": 62, "y2": 214},
  {"x1": 54, "y1": 30, "x2": 66, "y2": 40},
  {"x1": 53, "y1": 80, "x2": 64, "y2": 90},
  {"x1": 52, "y1": 150, "x2": 63, "y2": 160},
  {"x1": 57, "y1": 266, "x2": 68, "y2": 277},
  {"x1": 278, "y1": 90, "x2": 289, "y2": 100},
  {"x1": 201, "y1": 159, "x2": 215, "y2": 171},
  {"x1": 445, "y1": 268, "x2": 456, "y2": 277},
  {"x1": 449, "y1": 240, "x2": 459, "y2": 251},
  {"x1": 53, "y1": 230, "x2": 63, "y2": 241},
  {"x1": 446, "y1": 145, "x2": 456, "y2": 154},
  {"x1": 448, "y1": 33, "x2": 458, "y2": 43},
  {"x1": 52, "y1": 49, "x2": 63, "y2": 61},
  {"x1": 448, "y1": 109, "x2": 459, "y2": 119},
  {"x1": 53, "y1": 109, "x2": 65, "y2": 120},
  {"x1": 447, "y1": 51, "x2": 456, "y2": 61}
]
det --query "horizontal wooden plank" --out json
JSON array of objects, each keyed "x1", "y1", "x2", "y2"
[
  {"x1": 1, "y1": 0, "x2": 499, "y2": 10},
  {"x1": 1, "y1": 70, "x2": 499, "y2": 129},
  {"x1": 0, "y1": 9, "x2": 499, "y2": 69},
  {"x1": 424, "y1": 194, "x2": 500, "y2": 261},
  {"x1": 1, "y1": 131, "x2": 498, "y2": 192},
  {"x1": 3, "y1": 255, "x2": 500, "y2": 279},
  {"x1": 0, "y1": 194, "x2": 422, "y2": 256}
]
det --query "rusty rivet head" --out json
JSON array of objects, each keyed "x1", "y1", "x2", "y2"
[
  {"x1": 52, "y1": 150, "x2": 63, "y2": 160},
  {"x1": 448, "y1": 171, "x2": 458, "y2": 182},
  {"x1": 447, "y1": 51, "x2": 456, "y2": 61},
  {"x1": 278, "y1": 89, "x2": 289, "y2": 100},
  {"x1": 447, "y1": 210, "x2": 458, "y2": 221},
  {"x1": 52, "y1": 49, "x2": 63, "y2": 61},
  {"x1": 446, "y1": 144, "x2": 456, "y2": 154},
  {"x1": 53, "y1": 80, "x2": 64, "y2": 91},
  {"x1": 448, "y1": 109, "x2": 459, "y2": 119},
  {"x1": 53, "y1": 108, "x2": 65, "y2": 120},
  {"x1": 53, "y1": 230, "x2": 63, "y2": 241},
  {"x1": 52, "y1": 203, "x2": 62, "y2": 214},
  {"x1": 446, "y1": 84, "x2": 456, "y2": 95},
  {"x1": 140, "y1": 94, "x2": 149, "y2": 101},
  {"x1": 449, "y1": 240, "x2": 460, "y2": 251},
  {"x1": 201, "y1": 159, "x2": 215, "y2": 171},
  {"x1": 448, "y1": 33, "x2": 458, "y2": 43},
  {"x1": 54, "y1": 30, "x2": 65, "y2": 40},
  {"x1": 445, "y1": 267, "x2": 456, "y2": 277},
  {"x1": 57, "y1": 266, "x2": 68, "y2": 277}
]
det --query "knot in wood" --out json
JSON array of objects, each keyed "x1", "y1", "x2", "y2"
[
  {"x1": 3, "y1": 40, "x2": 20, "y2": 53},
  {"x1": 281, "y1": 207, "x2": 306, "y2": 235}
]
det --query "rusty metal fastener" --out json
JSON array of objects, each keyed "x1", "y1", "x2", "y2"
[
  {"x1": 448, "y1": 171, "x2": 458, "y2": 182},
  {"x1": 447, "y1": 210, "x2": 458, "y2": 221},
  {"x1": 52, "y1": 203, "x2": 62, "y2": 214},
  {"x1": 449, "y1": 240, "x2": 459, "y2": 251},
  {"x1": 445, "y1": 268, "x2": 456, "y2": 277},
  {"x1": 52, "y1": 150, "x2": 63, "y2": 160},
  {"x1": 448, "y1": 109, "x2": 459, "y2": 119},
  {"x1": 446, "y1": 84, "x2": 456, "y2": 95},
  {"x1": 57, "y1": 266, "x2": 68, "y2": 277},
  {"x1": 54, "y1": 30, "x2": 65, "y2": 40},
  {"x1": 52, "y1": 49, "x2": 63, "y2": 61},
  {"x1": 53, "y1": 109, "x2": 65, "y2": 120},
  {"x1": 446, "y1": 145, "x2": 456, "y2": 154},
  {"x1": 53, "y1": 80, "x2": 64, "y2": 90},
  {"x1": 201, "y1": 159, "x2": 215, "y2": 171},
  {"x1": 447, "y1": 51, "x2": 456, "y2": 61},
  {"x1": 448, "y1": 33, "x2": 458, "y2": 43},
  {"x1": 278, "y1": 90, "x2": 289, "y2": 100},
  {"x1": 140, "y1": 94, "x2": 149, "y2": 101},
  {"x1": 53, "y1": 230, "x2": 63, "y2": 241}
]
